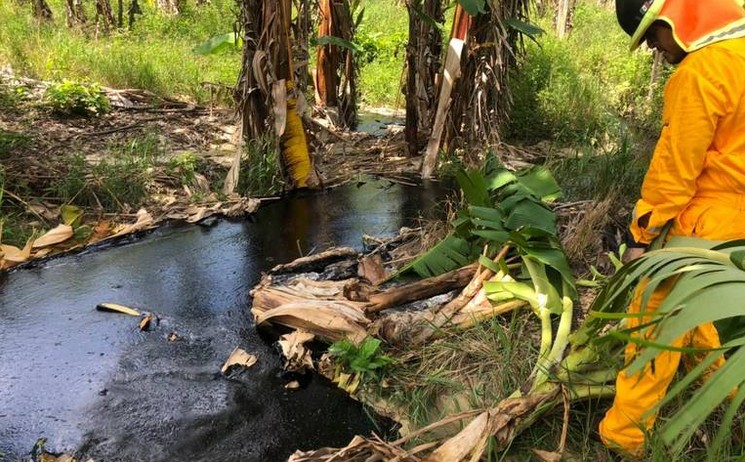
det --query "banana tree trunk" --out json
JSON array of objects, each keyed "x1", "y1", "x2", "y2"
[
  {"x1": 64, "y1": 0, "x2": 86, "y2": 26},
  {"x1": 95, "y1": 0, "x2": 115, "y2": 31},
  {"x1": 316, "y1": 0, "x2": 339, "y2": 109},
  {"x1": 443, "y1": 0, "x2": 528, "y2": 156},
  {"x1": 156, "y1": 0, "x2": 180, "y2": 15},
  {"x1": 32, "y1": 0, "x2": 53, "y2": 21},
  {"x1": 556, "y1": 0, "x2": 574, "y2": 38},
  {"x1": 315, "y1": 0, "x2": 358, "y2": 129},
  {"x1": 421, "y1": 4, "x2": 469, "y2": 178},
  {"x1": 404, "y1": 0, "x2": 444, "y2": 158},
  {"x1": 233, "y1": 0, "x2": 314, "y2": 192}
]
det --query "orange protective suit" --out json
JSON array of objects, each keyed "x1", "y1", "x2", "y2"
[{"x1": 600, "y1": 0, "x2": 745, "y2": 457}]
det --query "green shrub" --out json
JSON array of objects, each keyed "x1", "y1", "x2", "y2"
[{"x1": 43, "y1": 80, "x2": 111, "y2": 116}]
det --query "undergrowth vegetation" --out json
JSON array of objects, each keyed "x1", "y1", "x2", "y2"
[
  {"x1": 0, "y1": 0, "x2": 239, "y2": 103},
  {"x1": 507, "y1": 2, "x2": 667, "y2": 147},
  {"x1": 50, "y1": 135, "x2": 161, "y2": 211}
]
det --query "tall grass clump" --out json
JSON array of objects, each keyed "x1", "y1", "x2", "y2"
[
  {"x1": 507, "y1": 2, "x2": 664, "y2": 146},
  {"x1": 0, "y1": 0, "x2": 239, "y2": 102},
  {"x1": 237, "y1": 134, "x2": 285, "y2": 197}
]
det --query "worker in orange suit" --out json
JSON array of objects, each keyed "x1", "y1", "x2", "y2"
[{"x1": 599, "y1": 0, "x2": 745, "y2": 457}]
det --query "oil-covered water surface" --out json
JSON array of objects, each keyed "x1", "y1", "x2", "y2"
[{"x1": 0, "y1": 178, "x2": 450, "y2": 462}]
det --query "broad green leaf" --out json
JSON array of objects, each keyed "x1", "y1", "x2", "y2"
[
  {"x1": 456, "y1": 0, "x2": 486, "y2": 16},
  {"x1": 478, "y1": 254, "x2": 502, "y2": 273},
  {"x1": 505, "y1": 18, "x2": 545, "y2": 41},
  {"x1": 397, "y1": 234, "x2": 479, "y2": 278},
  {"x1": 193, "y1": 32, "x2": 240, "y2": 55},
  {"x1": 484, "y1": 170, "x2": 516, "y2": 192},
  {"x1": 516, "y1": 166, "x2": 561, "y2": 202},
  {"x1": 471, "y1": 229, "x2": 510, "y2": 244},
  {"x1": 503, "y1": 198, "x2": 556, "y2": 235},
  {"x1": 357, "y1": 337, "x2": 381, "y2": 360},
  {"x1": 456, "y1": 167, "x2": 490, "y2": 207},
  {"x1": 61, "y1": 204, "x2": 83, "y2": 228},
  {"x1": 468, "y1": 206, "x2": 504, "y2": 224}
]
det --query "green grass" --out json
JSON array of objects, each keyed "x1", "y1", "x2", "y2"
[
  {"x1": 356, "y1": 1, "x2": 409, "y2": 108},
  {"x1": 50, "y1": 134, "x2": 161, "y2": 211},
  {"x1": 0, "y1": 0, "x2": 239, "y2": 103},
  {"x1": 237, "y1": 133, "x2": 285, "y2": 197},
  {"x1": 383, "y1": 312, "x2": 539, "y2": 430}
]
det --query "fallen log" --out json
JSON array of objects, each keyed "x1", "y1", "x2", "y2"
[{"x1": 365, "y1": 264, "x2": 476, "y2": 314}]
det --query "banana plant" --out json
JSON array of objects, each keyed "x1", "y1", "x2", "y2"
[{"x1": 399, "y1": 158, "x2": 578, "y2": 392}]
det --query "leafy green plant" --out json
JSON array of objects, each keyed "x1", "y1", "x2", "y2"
[
  {"x1": 329, "y1": 337, "x2": 395, "y2": 377},
  {"x1": 43, "y1": 80, "x2": 111, "y2": 116},
  {"x1": 50, "y1": 136, "x2": 159, "y2": 211},
  {"x1": 167, "y1": 151, "x2": 202, "y2": 184}
]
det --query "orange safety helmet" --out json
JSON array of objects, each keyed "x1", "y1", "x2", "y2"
[{"x1": 615, "y1": 0, "x2": 745, "y2": 52}]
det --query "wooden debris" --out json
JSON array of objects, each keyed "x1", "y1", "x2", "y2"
[
  {"x1": 254, "y1": 301, "x2": 369, "y2": 344},
  {"x1": 270, "y1": 247, "x2": 359, "y2": 274},
  {"x1": 139, "y1": 313, "x2": 154, "y2": 331},
  {"x1": 32, "y1": 224, "x2": 73, "y2": 248},
  {"x1": 357, "y1": 253, "x2": 388, "y2": 285},
  {"x1": 365, "y1": 264, "x2": 476, "y2": 314}
]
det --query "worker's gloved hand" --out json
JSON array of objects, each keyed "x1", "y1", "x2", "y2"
[{"x1": 623, "y1": 246, "x2": 646, "y2": 263}]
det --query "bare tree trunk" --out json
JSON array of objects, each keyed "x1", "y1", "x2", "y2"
[
  {"x1": 156, "y1": 0, "x2": 180, "y2": 15},
  {"x1": 404, "y1": 0, "x2": 444, "y2": 158},
  {"x1": 555, "y1": 0, "x2": 574, "y2": 38},
  {"x1": 117, "y1": 0, "x2": 123, "y2": 28},
  {"x1": 127, "y1": 0, "x2": 142, "y2": 28},
  {"x1": 95, "y1": 0, "x2": 115, "y2": 31},
  {"x1": 443, "y1": 0, "x2": 529, "y2": 158},
  {"x1": 316, "y1": 0, "x2": 339, "y2": 108},
  {"x1": 32, "y1": 0, "x2": 54, "y2": 22},
  {"x1": 234, "y1": 0, "x2": 315, "y2": 190},
  {"x1": 64, "y1": 0, "x2": 87, "y2": 26},
  {"x1": 647, "y1": 50, "x2": 663, "y2": 100}
]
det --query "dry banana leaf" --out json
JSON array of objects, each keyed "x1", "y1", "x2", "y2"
[
  {"x1": 96, "y1": 302, "x2": 141, "y2": 317},
  {"x1": 221, "y1": 347, "x2": 258, "y2": 373}
]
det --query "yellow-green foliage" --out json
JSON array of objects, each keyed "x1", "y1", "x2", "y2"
[{"x1": 0, "y1": 0, "x2": 239, "y2": 103}]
